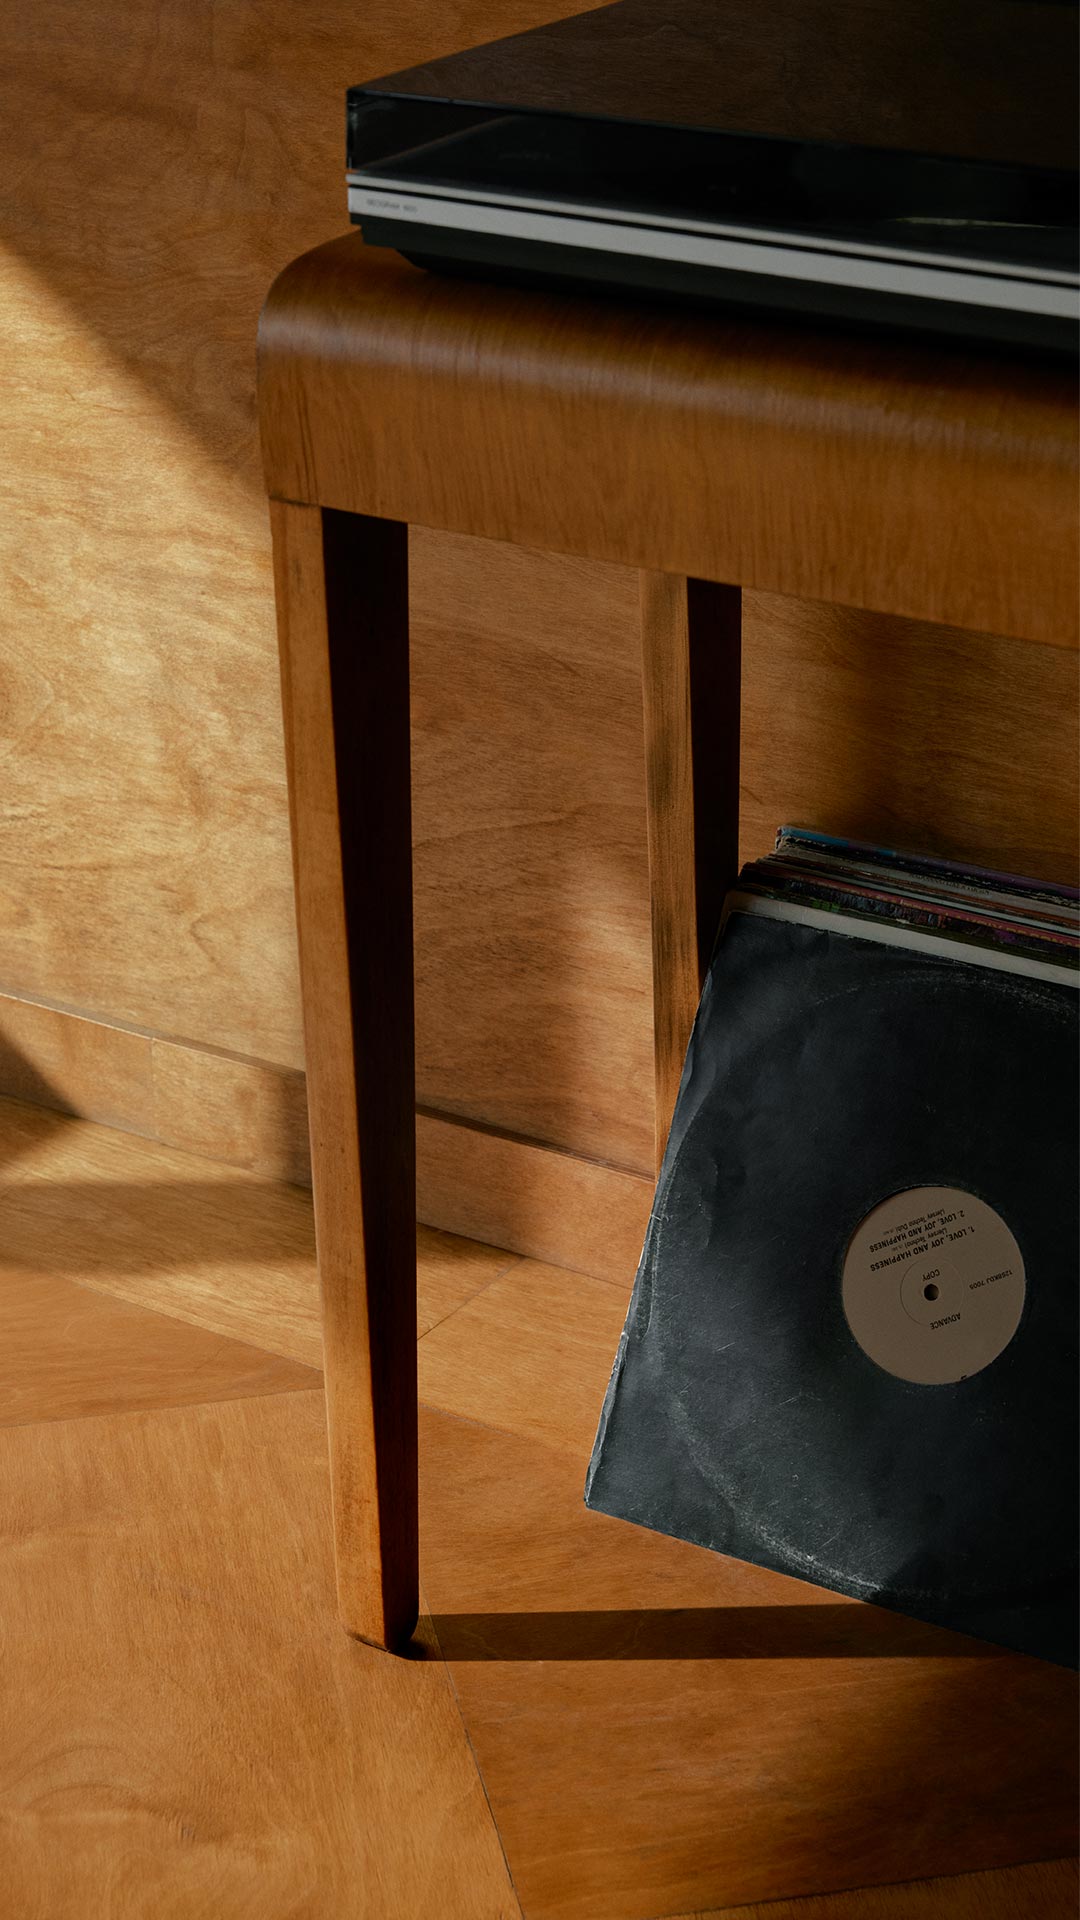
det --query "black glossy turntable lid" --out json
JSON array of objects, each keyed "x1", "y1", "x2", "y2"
[{"x1": 359, "y1": 0, "x2": 1079, "y2": 173}]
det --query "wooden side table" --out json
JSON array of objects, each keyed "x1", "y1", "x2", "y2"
[{"x1": 257, "y1": 233, "x2": 1077, "y2": 1652}]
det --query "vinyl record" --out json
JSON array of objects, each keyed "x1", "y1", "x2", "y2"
[{"x1": 585, "y1": 910, "x2": 1079, "y2": 1663}]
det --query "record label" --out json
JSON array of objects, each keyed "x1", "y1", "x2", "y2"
[{"x1": 841, "y1": 1185, "x2": 1026, "y2": 1384}]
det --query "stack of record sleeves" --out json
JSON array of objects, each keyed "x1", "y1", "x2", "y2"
[
  {"x1": 727, "y1": 826, "x2": 1078, "y2": 983},
  {"x1": 586, "y1": 828, "x2": 1079, "y2": 1664}
]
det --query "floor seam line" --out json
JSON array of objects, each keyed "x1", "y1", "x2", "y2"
[
  {"x1": 426, "y1": 1588, "x2": 525, "y2": 1919},
  {"x1": 417, "y1": 1254, "x2": 528, "y2": 1343},
  {"x1": 0, "y1": 1379, "x2": 324, "y2": 1435}
]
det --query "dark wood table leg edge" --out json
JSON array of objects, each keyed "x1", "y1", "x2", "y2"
[
  {"x1": 270, "y1": 497, "x2": 419, "y2": 1652},
  {"x1": 640, "y1": 574, "x2": 742, "y2": 1171}
]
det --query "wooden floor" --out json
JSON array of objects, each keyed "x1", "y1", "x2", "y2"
[{"x1": 0, "y1": 1094, "x2": 1076, "y2": 1919}]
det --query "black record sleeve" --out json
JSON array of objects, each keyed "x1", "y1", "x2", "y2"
[{"x1": 584, "y1": 911, "x2": 1079, "y2": 1665}]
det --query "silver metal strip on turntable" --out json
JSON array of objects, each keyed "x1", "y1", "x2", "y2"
[
  {"x1": 349, "y1": 170, "x2": 1078, "y2": 285},
  {"x1": 347, "y1": 179, "x2": 1079, "y2": 319}
]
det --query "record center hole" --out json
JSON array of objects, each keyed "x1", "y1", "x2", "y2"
[{"x1": 923, "y1": 1283, "x2": 940, "y2": 1301}]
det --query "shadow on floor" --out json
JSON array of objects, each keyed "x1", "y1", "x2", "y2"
[
  {"x1": 428, "y1": 1604, "x2": 1002, "y2": 1662},
  {"x1": 0, "y1": 1055, "x2": 85, "y2": 1175}
]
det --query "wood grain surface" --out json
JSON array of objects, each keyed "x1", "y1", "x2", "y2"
[
  {"x1": 260, "y1": 236, "x2": 1078, "y2": 647},
  {"x1": 0, "y1": 989, "x2": 315, "y2": 1180},
  {"x1": 0, "y1": 1264, "x2": 318, "y2": 1428},
  {"x1": 0, "y1": 0, "x2": 625, "y2": 1090},
  {"x1": 420, "y1": 1406, "x2": 1078, "y2": 1920},
  {"x1": 0, "y1": 1390, "x2": 520, "y2": 1920},
  {"x1": 415, "y1": 1253, "x2": 1078, "y2": 1916},
  {"x1": 0, "y1": 991, "x2": 155, "y2": 1136},
  {"x1": 1, "y1": 1097, "x2": 1073, "y2": 1919},
  {"x1": 150, "y1": 1039, "x2": 312, "y2": 1185},
  {"x1": 0, "y1": 237, "x2": 303, "y2": 1065},
  {"x1": 418, "y1": 1258, "x2": 631, "y2": 1458},
  {"x1": 0, "y1": 1095, "x2": 512, "y2": 1369},
  {"x1": 0, "y1": 980, "x2": 657, "y2": 1282},
  {"x1": 3, "y1": 0, "x2": 1077, "y2": 1247},
  {"x1": 274, "y1": 501, "x2": 419, "y2": 1648},
  {"x1": 416, "y1": 1107, "x2": 653, "y2": 1282},
  {"x1": 741, "y1": 595, "x2": 1080, "y2": 886},
  {"x1": 410, "y1": 528, "x2": 655, "y2": 1171},
  {"x1": 2, "y1": 554, "x2": 1073, "y2": 1193}
]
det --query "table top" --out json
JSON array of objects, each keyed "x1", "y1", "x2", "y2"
[{"x1": 258, "y1": 234, "x2": 1078, "y2": 646}]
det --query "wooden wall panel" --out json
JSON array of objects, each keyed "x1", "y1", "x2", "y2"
[
  {"x1": 0, "y1": 991, "x2": 655, "y2": 1291},
  {"x1": 0, "y1": 0, "x2": 600, "y2": 1071},
  {"x1": 0, "y1": 0, "x2": 1076, "y2": 1201},
  {"x1": 741, "y1": 596, "x2": 1079, "y2": 884},
  {"x1": 0, "y1": 245, "x2": 302, "y2": 1061},
  {"x1": 410, "y1": 530, "x2": 654, "y2": 1171}
]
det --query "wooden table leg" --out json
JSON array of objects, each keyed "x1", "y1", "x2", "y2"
[
  {"x1": 639, "y1": 576, "x2": 742, "y2": 1172},
  {"x1": 270, "y1": 499, "x2": 418, "y2": 1651}
]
